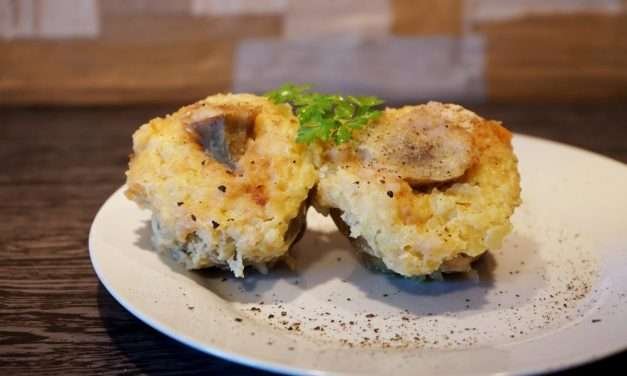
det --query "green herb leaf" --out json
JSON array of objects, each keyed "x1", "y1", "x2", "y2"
[
  {"x1": 349, "y1": 95, "x2": 384, "y2": 107},
  {"x1": 264, "y1": 83, "x2": 384, "y2": 144}
]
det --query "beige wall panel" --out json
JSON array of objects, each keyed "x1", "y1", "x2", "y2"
[
  {"x1": 284, "y1": 0, "x2": 390, "y2": 39},
  {"x1": 235, "y1": 36, "x2": 485, "y2": 102}
]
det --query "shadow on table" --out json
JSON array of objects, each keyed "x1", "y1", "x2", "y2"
[
  {"x1": 131, "y1": 218, "x2": 507, "y2": 314},
  {"x1": 96, "y1": 284, "x2": 277, "y2": 375},
  {"x1": 101, "y1": 223, "x2": 625, "y2": 375},
  {"x1": 132, "y1": 219, "x2": 346, "y2": 304}
]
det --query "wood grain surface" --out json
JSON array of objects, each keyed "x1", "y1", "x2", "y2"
[
  {"x1": 3, "y1": 2, "x2": 627, "y2": 105},
  {"x1": 476, "y1": 12, "x2": 627, "y2": 103},
  {"x1": 1, "y1": 104, "x2": 626, "y2": 375},
  {"x1": 0, "y1": 40, "x2": 235, "y2": 106}
]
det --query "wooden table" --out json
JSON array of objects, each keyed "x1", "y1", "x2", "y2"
[{"x1": 2, "y1": 104, "x2": 626, "y2": 375}]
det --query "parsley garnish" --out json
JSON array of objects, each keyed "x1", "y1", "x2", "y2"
[{"x1": 264, "y1": 83, "x2": 384, "y2": 144}]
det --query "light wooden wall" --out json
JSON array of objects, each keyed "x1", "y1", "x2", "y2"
[{"x1": 1, "y1": 0, "x2": 626, "y2": 105}]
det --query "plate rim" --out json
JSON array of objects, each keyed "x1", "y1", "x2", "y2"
[
  {"x1": 90, "y1": 187, "x2": 331, "y2": 376},
  {"x1": 89, "y1": 133, "x2": 627, "y2": 375}
]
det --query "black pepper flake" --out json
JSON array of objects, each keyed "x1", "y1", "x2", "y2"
[
  {"x1": 592, "y1": 319, "x2": 602, "y2": 323},
  {"x1": 218, "y1": 185, "x2": 226, "y2": 192},
  {"x1": 268, "y1": 314, "x2": 275, "y2": 319},
  {"x1": 190, "y1": 214, "x2": 197, "y2": 221},
  {"x1": 234, "y1": 318, "x2": 242, "y2": 322},
  {"x1": 365, "y1": 313, "x2": 376, "y2": 318},
  {"x1": 281, "y1": 311, "x2": 287, "y2": 317},
  {"x1": 387, "y1": 191, "x2": 394, "y2": 198},
  {"x1": 212, "y1": 220, "x2": 220, "y2": 229},
  {"x1": 177, "y1": 202, "x2": 184, "y2": 206}
]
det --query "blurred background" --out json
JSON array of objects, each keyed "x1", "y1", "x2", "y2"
[{"x1": 1, "y1": 0, "x2": 626, "y2": 106}]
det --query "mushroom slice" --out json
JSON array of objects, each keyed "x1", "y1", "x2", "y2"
[
  {"x1": 358, "y1": 108, "x2": 476, "y2": 185},
  {"x1": 284, "y1": 201, "x2": 308, "y2": 247},
  {"x1": 186, "y1": 107, "x2": 256, "y2": 170},
  {"x1": 439, "y1": 254, "x2": 478, "y2": 273}
]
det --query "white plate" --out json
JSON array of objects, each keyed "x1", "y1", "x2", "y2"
[{"x1": 90, "y1": 135, "x2": 627, "y2": 375}]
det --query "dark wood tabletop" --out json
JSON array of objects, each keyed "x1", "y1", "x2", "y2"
[{"x1": 1, "y1": 103, "x2": 626, "y2": 375}]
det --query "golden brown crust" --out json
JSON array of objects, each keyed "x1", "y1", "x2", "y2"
[
  {"x1": 330, "y1": 208, "x2": 479, "y2": 275},
  {"x1": 125, "y1": 94, "x2": 318, "y2": 277},
  {"x1": 314, "y1": 102, "x2": 521, "y2": 277}
]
